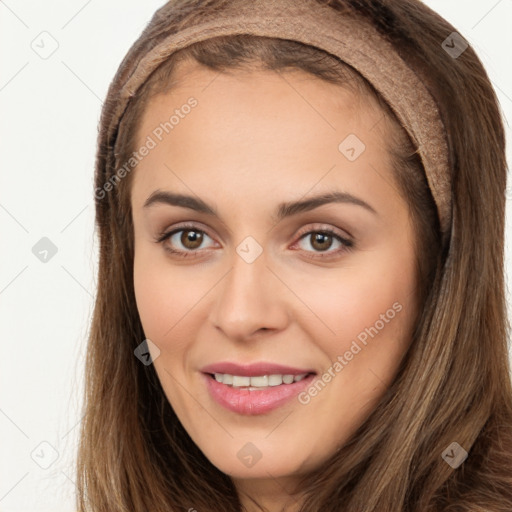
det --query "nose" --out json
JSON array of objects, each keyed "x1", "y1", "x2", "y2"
[{"x1": 209, "y1": 247, "x2": 289, "y2": 342}]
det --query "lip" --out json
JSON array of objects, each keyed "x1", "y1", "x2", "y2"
[
  {"x1": 201, "y1": 362, "x2": 317, "y2": 415},
  {"x1": 200, "y1": 361, "x2": 316, "y2": 377}
]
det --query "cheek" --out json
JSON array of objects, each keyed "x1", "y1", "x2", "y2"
[
  {"x1": 133, "y1": 248, "x2": 216, "y2": 356},
  {"x1": 286, "y1": 249, "x2": 417, "y2": 346},
  {"x1": 290, "y1": 255, "x2": 417, "y2": 445},
  {"x1": 133, "y1": 249, "x2": 183, "y2": 346}
]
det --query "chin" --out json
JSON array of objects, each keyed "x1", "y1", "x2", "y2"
[{"x1": 198, "y1": 437, "x2": 317, "y2": 481}]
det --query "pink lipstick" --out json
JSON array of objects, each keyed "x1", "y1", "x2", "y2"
[{"x1": 201, "y1": 361, "x2": 317, "y2": 415}]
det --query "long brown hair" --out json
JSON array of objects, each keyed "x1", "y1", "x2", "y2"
[{"x1": 77, "y1": 1, "x2": 512, "y2": 510}]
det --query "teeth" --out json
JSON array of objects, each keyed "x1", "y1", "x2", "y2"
[
  {"x1": 232, "y1": 375, "x2": 250, "y2": 387},
  {"x1": 212, "y1": 372, "x2": 309, "y2": 388},
  {"x1": 250, "y1": 375, "x2": 268, "y2": 387},
  {"x1": 268, "y1": 374, "x2": 282, "y2": 386}
]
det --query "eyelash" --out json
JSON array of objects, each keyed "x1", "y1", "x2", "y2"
[{"x1": 154, "y1": 222, "x2": 354, "y2": 260}]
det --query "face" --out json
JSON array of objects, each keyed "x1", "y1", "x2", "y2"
[{"x1": 130, "y1": 59, "x2": 419, "y2": 500}]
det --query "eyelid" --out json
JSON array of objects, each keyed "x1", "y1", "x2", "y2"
[{"x1": 293, "y1": 223, "x2": 352, "y2": 243}]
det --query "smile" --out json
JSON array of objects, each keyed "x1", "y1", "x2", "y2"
[
  {"x1": 211, "y1": 372, "x2": 309, "y2": 388},
  {"x1": 202, "y1": 371, "x2": 316, "y2": 415}
]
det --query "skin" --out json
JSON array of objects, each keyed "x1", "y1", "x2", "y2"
[{"x1": 131, "y1": 59, "x2": 419, "y2": 512}]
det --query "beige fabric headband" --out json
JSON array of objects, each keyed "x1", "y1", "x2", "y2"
[{"x1": 105, "y1": 0, "x2": 451, "y2": 235}]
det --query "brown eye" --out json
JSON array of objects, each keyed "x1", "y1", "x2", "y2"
[
  {"x1": 155, "y1": 223, "x2": 353, "y2": 261},
  {"x1": 297, "y1": 230, "x2": 345, "y2": 254},
  {"x1": 293, "y1": 226, "x2": 354, "y2": 260},
  {"x1": 155, "y1": 224, "x2": 216, "y2": 259},
  {"x1": 309, "y1": 232, "x2": 334, "y2": 252},
  {"x1": 180, "y1": 229, "x2": 204, "y2": 250}
]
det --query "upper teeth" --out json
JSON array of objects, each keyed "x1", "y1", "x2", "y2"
[{"x1": 214, "y1": 373, "x2": 308, "y2": 388}]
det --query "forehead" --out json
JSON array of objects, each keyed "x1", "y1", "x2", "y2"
[
  {"x1": 129, "y1": 60, "x2": 393, "y2": 213},
  {"x1": 136, "y1": 56, "x2": 384, "y2": 145}
]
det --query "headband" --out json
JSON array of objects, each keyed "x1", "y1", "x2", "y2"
[{"x1": 103, "y1": 0, "x2": 452, "y2": 235}]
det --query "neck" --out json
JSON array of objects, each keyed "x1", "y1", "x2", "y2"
[{"x1": 234, "y1": 475, "x2": 305, "y2": 512}]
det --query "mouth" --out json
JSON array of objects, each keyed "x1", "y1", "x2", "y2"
[{"x1": 202, "y1": 369, "x2": 317, "y2": 415}]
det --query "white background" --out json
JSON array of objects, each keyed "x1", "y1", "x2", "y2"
[{"x1": 1, "y1": 1, "x2": 511, "y2": 511}]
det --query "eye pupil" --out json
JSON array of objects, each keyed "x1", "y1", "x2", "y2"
[
  {"x1": 311, "y1": 232, "x2": 332, "y2": 251},
  {"x1": 182, "y1": 230, "x2": 203, "y2": 249}
]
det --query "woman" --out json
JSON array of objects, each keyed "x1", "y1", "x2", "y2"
[{"x1": 77, "y1": 0, "x2": 512, "y2": 510}]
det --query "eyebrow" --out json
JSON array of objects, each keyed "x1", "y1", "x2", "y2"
[{"x1": 143, "y1": 189, "x2": 378, "y2": 222}]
